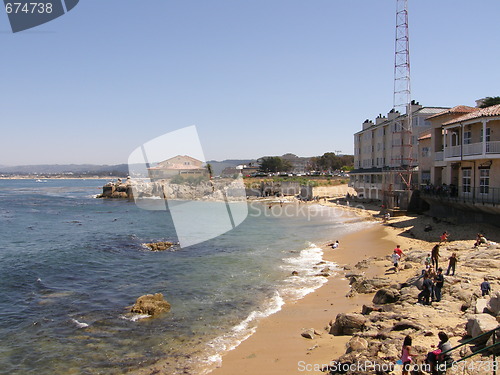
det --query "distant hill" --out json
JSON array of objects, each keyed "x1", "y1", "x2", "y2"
[
  {"x1": 0, "y1": 160, "x2": 257, "y2": 177},
  {"x1": 0, "y1": 164, "x2": 130, "y2": 176}
]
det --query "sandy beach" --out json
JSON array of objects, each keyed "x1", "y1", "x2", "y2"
[{"x1": 208, "y1": 202, "x2": 500, "y2": 375}]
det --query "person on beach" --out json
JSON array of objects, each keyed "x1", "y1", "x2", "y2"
[
  {"x1": 401, "y1": 335, "x2": 418, "y2": 375},
  {"x1": 332, "y1": 240, "x2": 339, "y2": 249},
  {"x1": 474, "y1": 233, "x2": 487, "y2": 247},
  {"x1": 425, "y1": 253, "x2": 431, "y2": 269},
  {"x1": 431, "y1": 245, "x2": 440, "y2": 269},
  {"x1": 383, "y1": 212, "x2": 390, "y2": 223},
  {"x1": 394, "y1": 245, "x2": 404, "y2": 258},
  {"x1": 439, "y1": 231, "x2": 449, "y2": 244},
  {"x1": 418, "y1": 273, "x2": 433, "y2": 305},
  {"x1": 426, "y1": 331, "x2": 453, "y2": 375},
  {"x1": 481, "y1": 277, "x2": 491, "y2": 296},
  {"x1": 446, "y1": 253, "x2": 457, "y2": 276},
  {"x1": 433, "y1": 268, "x2": 445, "y2": 302},
  {"x1": 426, "y1": 265, "x2": 436, "y2": 277},
  {"x1": 392, "y1": 249, "x2": 401, "y2": 273}
]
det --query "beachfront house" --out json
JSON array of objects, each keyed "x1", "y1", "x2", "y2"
[
  {"x1": 420, "y1": 103, "x2": 500, "y2": 216},
  {"x1": 350, "y1": 102, "x2": 448, "y2": 201}
]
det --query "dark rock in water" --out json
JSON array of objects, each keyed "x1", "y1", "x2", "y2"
[
  {"x1": 291, "y1": 271, "x2": 299, "y2": 276},
  {"x1": 131, "y1": 293, "x2": 171, "y2": 316},
  {"x1": 144, "y1": 241, "x2": 173, "y2": 251}
]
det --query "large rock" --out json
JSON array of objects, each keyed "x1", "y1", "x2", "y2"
[
  {"x1": 351, "y1": 277, "x2": 392, "y2": 294},
  {"x1": 372, "y1": 288, "x2": 400, "y2": 305},
  {"x1": 466, "y1": 314, "x2": 499, "y2": 344},
  {"x1": 329, "y1": 313, "x2": 367, "y2": 336},
  {"x1": 131, "y1": 293, "x2": 171, "y2": 316},
  {"x1": 475, "y1": 298, "x2": 489, "y2": 314},
  {"x1": 486, "y1": 291, "x2": 500, "y2": 316},
  {"x1": 346, "y1": 336, "x2": 368, "y2": 352}
]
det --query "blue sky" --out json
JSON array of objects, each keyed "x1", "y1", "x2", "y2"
[{"x1": 1, "y1": 0, "x2": 499, "y2": 165}]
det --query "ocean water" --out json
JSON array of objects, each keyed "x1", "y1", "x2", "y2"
[{"x1": 0, "y1": 179, "x2": 367, "y2": 375}]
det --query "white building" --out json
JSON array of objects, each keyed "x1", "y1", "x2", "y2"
[{"x1": 350, "y1": 102, "x2": 448, "y2": 201}]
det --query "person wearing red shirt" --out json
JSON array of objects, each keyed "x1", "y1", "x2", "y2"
[{"x1": 394, "y1": 245, "x2": 404, "y2": 258}]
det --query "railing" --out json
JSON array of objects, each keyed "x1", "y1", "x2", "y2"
[
  {"x1": 435, "y1": 151, "x2": 444, "y2": 161},
  {"x1": 421, "y1": 186, "x2": 500, "y2": 206},
  {"x1": 441, "y1": 325, "x2": 500, "y2": 375},
  {"x1": 444, "y1": 145, "x2": 461, "y2": 158},
  {"x1": 443, "y1": 141, "x2": 500, "y2": 158},
  {"x1": 463, "y1": 142, "x2": 483, "y2": 156},
  {"x1": 487, "y1": 141, "x2": 500, "y2": 154}
]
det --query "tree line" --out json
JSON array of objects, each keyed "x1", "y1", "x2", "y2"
[{"x1": 259, "y1": 153, "x2": 354, "y2": 173}]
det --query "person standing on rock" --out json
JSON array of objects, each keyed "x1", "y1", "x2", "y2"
[
  {"x1": 481, "y1": 277, "x2": 491, "y2": 296},
  {"x1": 425, "y1": 253, "x2": 431, "y2": 269},
  {"x1": 418, "y1": 273, "x2": 433, "y2": 305},
  {"x1": 401, "y1": 335, "x2": 418, "y2": 375},
  {"x1": 433, "y1": 268, "x2": 445, "y2": 302},
  {"x1": 431, "y1": 245, "x2": 440, "y2": 269},
  {"x1": 392, "y1": 249, "x2": 401, "y2": 273},
  {"x1": 446, "y1": 253, "x2": 457, "y2": 276}
]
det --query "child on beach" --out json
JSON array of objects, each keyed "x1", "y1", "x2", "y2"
[
  {"x1": 439, "y1": 231, "x2": 449, "y2": 244},
  {"x1": 474, "y1": 233, "x2": 488, "y2": 247},
  {"x1": 446, "y1": 253, "x2": 457, "y2": 276},
  {"x1": 481, "y1": 277, "x2": 491, "y2": 296},
  {"x1": 394, "y1": 245, "x2": 404, "y2": 258},
  {"x1": 401, "y1": 335, "x2": 418, "y2": 375},
  {"x1": 392, "y1": 250, "x2": 401, "y2": 273},
  {"x1": 332, "y1": 240, "x2": 339, "y2": 249},
  {"x1": 425, "y1": 253, "x2": 431, "y2": 269}
]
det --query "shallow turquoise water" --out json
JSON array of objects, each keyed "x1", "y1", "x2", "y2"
[{"x1": 0, "y1": 179, "x2": 365, "y2": 374}]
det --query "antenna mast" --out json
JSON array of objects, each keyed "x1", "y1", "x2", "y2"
[{"x1": 386, "y1": 0, "x2": 413, "y2": 209}]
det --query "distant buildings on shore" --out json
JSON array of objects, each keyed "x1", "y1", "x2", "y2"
[
  {"x1": 147, "y1": 155, "x2": 208, "y2": 180},
  {"x1": 350, "y1": 99, "x2": 500, "y2": 216}
]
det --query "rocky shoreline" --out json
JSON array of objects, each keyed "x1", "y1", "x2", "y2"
[
  {"x1": 96, "y1": 177, "x2": 247, "y2": 201},
  {"x1": 324, "y1": 240, "x2": 500, "y2": 375},
  {"x1": 206, "y1": 203, "x2": 499, "y2": 375}
]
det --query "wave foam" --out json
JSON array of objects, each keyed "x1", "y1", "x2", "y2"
[
  {"x1": 280, "y1": 243, "x2": 340, "y2": 300},
  {"x1": 200, "y1": 291, "x2": 285, "y2": 373},
  {"x1": 120, "y1": 313, "x2": 151, "y2": 322}
]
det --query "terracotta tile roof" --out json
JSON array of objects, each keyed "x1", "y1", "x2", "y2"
[
  {"x1": 426, "y1": 105, "x2": 478, "y2": 120},
  {"x1": 418, "y1": 132, "x2": 431, "y2": 141},
  {"x1": 442, "y1": 104, "x2": 500, "y2": 126}
]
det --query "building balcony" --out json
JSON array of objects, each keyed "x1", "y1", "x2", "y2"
[
  {"x1": 443, "y1": 141, "x2": 500, "y2": 160},
  {"x1": 463, "y1": 142, "x2": 482, "y2": 156},
  {"x1": 487, "y1": 141, "x2": 500, "y2": 154},
  {"x1": 444, "y1": 145, "x2": 461, "y2": 158}
]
